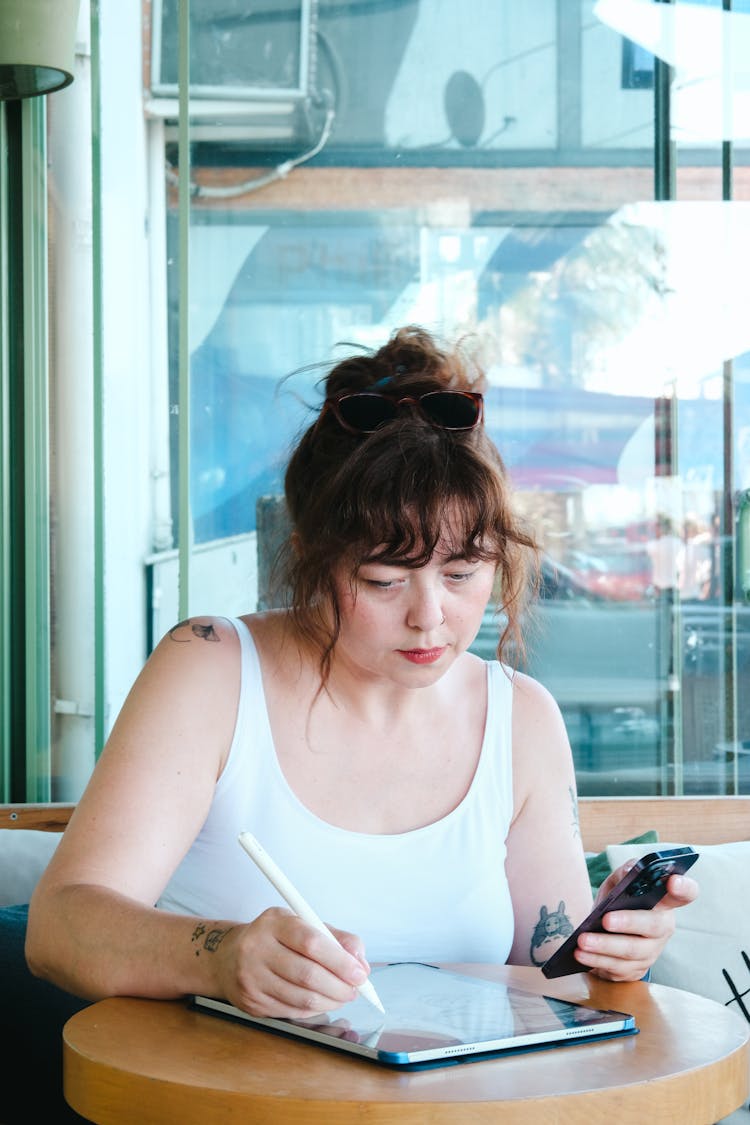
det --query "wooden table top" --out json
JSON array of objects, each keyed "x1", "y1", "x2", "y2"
[{"x1": 63, "y1": 964, "x2": 749, "y2": 1124}]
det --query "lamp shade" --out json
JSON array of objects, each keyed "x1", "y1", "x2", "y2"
[{"x1": 0, "y1": 0, "x2": 81, "y2": 100}]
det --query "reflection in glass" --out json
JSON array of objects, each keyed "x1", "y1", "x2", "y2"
[{"x1": 140, "y1": 0, "x2": 750, "y2": 799}]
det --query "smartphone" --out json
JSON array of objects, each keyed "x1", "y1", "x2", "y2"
[{"x1": 541, "y1": 846, "x2": 699, "y2": 979}]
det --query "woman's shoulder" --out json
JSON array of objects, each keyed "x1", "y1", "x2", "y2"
[
  {"x1": 509, "y1": 670, "x2": 573, "y2": 792},
  {"x1": 156, "y1": 609, "x2": 288, "y2": 648},
  {"x1": 149, "y1": 611, "x2": 295, "y2": 676},
  {"x1": 510, "y1": 667, "x2": 559, "y2": 709},
  {"x1": 144, "y1": 615, "x2": 245, "y2": 693},
  {"x1": 153, "y1": 614, "x2": 245, "y2": 658},
  {"x1": 481, "y1": 658, "x2": 560, "y2": 713},
  {"x1": 234, "y1": 608, "x2": 301, "y2": 655},
  {"x1": 510, "y1": 670, "x2": 569, "y2": 751},
  {"x1": 513, "y1": 665, "x2": 567, "y2": 716}
]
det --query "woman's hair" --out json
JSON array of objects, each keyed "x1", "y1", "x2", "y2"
[{"x1": 281, "y1": 325, "x2": 539, "y2": 683}]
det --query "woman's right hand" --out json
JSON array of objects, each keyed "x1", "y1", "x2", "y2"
[{"x1": 218, "y1": 908, "x2": 372, "y2": 1018}]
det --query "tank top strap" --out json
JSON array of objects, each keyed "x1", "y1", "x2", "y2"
[
  {"x1": 481, "y1": 660, "x2": 515, "y2": 818},
  {"x1": 217, "y1": 616, "x2": 269, "y2": 786}
]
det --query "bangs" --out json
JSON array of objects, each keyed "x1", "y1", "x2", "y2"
[
  {"x1": 330, "y1": 426, "x2": 510, "y2": 570},
  {"x1": 352, "y1": 495, "x2": 502, "y2": 569}
]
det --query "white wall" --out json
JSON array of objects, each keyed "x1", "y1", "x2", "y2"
[
  {"x1": 48, "y1": 1, "x2": 96, "y2": 799},
  {"x1": 98, "y1": 1, "x2": 154, "y2": 736}
]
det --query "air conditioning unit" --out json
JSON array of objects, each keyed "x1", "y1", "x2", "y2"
[{"x1": 148, "y1": 0, "x2": 321, "y2": 144}]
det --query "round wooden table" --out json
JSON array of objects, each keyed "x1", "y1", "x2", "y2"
[{"x1": 63, "y1": 965, "x2": 749, "y2": 1124}]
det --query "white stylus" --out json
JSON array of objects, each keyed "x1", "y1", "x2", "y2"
[{"x1": 238, "y1": 831, "x2": 386, "y2": 1015}]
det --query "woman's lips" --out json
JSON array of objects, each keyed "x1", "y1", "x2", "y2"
[{"x1": 397, "y1": 647, "x2": 446, "y2": 664}]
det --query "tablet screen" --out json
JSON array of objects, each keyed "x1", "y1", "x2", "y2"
[{"x1": 193, "y1": 962, "x2": 637, "y2": 1066}]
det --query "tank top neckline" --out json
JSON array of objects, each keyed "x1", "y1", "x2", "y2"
[{"x1": 227, "y1": 615, "x2": 503, "y2": 842}]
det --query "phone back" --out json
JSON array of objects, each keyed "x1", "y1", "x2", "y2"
[{"x1": 542, "y1": 846, "x2": 699, "y2": 978}]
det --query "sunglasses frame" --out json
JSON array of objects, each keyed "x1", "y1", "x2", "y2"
[{"x1": 321, "y1": 390, "x2": 484, "y2": 434}]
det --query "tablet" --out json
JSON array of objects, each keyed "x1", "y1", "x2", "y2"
[{"x1": 192, "y1": 962, "x2": 637, "y2": 1068}]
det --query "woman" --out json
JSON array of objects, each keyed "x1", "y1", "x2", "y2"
[{"x1": 27, "y1": 325, "x2": 696, "y2": 1018}]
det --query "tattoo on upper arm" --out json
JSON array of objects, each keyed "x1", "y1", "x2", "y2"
[
  {"x1": 169, "y1": 621, "x2": 220, "y2": 643},
  {"x1": 529, "y1": 902, "x2": 574, "y2": 966},
  {"x1": 191, "y1": 922, "x2": 233, "y2": 955},
  {"x1": 570, "y1": 786, "x2": 580, "y2": 838},
  {"x1": 193, "y1": 623, "x2": 220, "y2": 642}
]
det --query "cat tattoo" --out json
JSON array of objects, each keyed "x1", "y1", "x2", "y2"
[{"x1": 530, "y1": 902, "x2": 574, "y2": 966}]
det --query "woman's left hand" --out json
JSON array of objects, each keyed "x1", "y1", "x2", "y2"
[{"x1": 574, "y1": 862, "x2": 699, "y2": 982}]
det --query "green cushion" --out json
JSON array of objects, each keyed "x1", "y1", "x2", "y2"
[{"x1": 586, "y1": 830, "x2": 658, "y2": 892}]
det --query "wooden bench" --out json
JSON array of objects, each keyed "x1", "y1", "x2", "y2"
[
  {"x1": 578, "y1": 796, "x2": 750, "y2": 851},
  {"x1": 3, "y1": 794, "x2": 749, "y2": 848},
  {"x1": 1, "y1": 803, "x2": 76, "y2": 832}
]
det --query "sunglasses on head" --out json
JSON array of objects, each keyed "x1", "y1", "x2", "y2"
[{"x1": 321, "y1": 390, "x2": 484, "y2": 434}]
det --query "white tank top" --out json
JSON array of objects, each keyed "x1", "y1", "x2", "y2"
[{"x1": 159, "y1": 617, "x2": 516, "y2": 963}]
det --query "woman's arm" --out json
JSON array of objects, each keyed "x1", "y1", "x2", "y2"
[
  {"x1": 505, "y1": 673, "x2": 592, "y2": 968},
  {"x1": 505, "y1": 673, "x2": 698, "y2": 980},
  {"x1": 26, "y1": 617, "x2": 369, "y2": 1016},
  {"x1": 27, "y1": 616, "x2": 239, "y2": 997}
]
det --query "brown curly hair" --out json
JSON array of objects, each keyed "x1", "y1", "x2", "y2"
[{"x1": 280, "y1": 325, "x2": 539, "y2": 684}]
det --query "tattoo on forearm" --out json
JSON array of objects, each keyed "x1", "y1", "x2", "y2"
[
  {"x1": 529, "y1": 902, "x2": 574, "y2": 966},
  {"x1": 169, "y1": 621, "x2": 220, "y2": 643},
  {"x1": 191, "y1": 922, "x2": 233, "y2": 956},
  {"x1": 570, "y1": 786, "x2": 580, "y2": 838}
]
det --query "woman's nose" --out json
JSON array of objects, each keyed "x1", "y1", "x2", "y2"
[{"x1": 406, "y1": 588, "x2": 445, "y2": 632}]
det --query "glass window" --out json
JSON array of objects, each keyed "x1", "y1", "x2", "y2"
[
  {"x1": 6, "y1": 0, "x2": 749, "y2": 800},
  {"x1": 146, "y1": 0, "x2": 750, "y2": 798}
]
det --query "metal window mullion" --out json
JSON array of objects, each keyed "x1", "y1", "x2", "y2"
[
  {"x1": 90, "y1": 0, "x2": 106, "y2": 756},
  {"x1": 721, "y1": 0, "x2": 738, "y2": 793},
  {"x1": 177, "y1": 0, "x2": 191, "y2": 620},
  {"x1": 21, "y1": 96, "x2": 51, "y2": 799},
  {"x1": 722, "y1": 0, "x2": 733, "y2": 202},
  {"x1": 0, "y1": 105, "x2": 10, "y2": 795},
  {"x1": 651, "y1": 1, "x2": 678, "y2": 792},
  {"x1": 557, "y1": 0, "x2": 581, "y2": 152},
  {"x1": 653, "y1": 0, "x2": 675, "y2": 202}
]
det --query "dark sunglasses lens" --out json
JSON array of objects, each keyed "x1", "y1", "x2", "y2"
[
  {"x1": 337, "y1": 395, "x2": 397, "y2": 431},
  {"x1": 420, "y1": 392, "x2": 480, "y2": 429}
]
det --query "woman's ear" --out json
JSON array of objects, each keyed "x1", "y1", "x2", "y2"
[{"x1": 290, "y1": 530, "x2": 302, "y2": 557}]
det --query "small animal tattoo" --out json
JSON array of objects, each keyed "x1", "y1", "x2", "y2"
[
  {"x1": 191, "y1": 922, "x2": 232, "y2": 956},
  {"x1": 169, "y1": 621, "x2": 220, "y2": 643},
  {"x1": 193, "y1": 623, "x2": 219, "y2": 642},
  {"x1": 530, "y1": 902, "x2": 574, "y2": 966}
]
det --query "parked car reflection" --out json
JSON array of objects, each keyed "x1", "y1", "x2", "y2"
[
  {"x1": 471, "y1": 562, "x2": 750, "y2": 796},
  {"x1": 563, "y1": 548, "x2": 653, "y2": 602}
]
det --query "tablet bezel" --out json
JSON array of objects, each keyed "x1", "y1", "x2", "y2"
[{"x1": 192, "y1": 962, "x2": 637, "y2": 1068}]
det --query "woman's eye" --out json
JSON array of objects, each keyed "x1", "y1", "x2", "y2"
[
  {"x1": 360, "y1": 574, "x2": 403, "y2": 589},
  {"x1": 447, "y1": 570, "x2": 474, "y2": 582}
]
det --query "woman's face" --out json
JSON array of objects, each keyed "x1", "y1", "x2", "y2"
[{"x1": 330, "y1": 539, "x2": 497, "y2": 687}]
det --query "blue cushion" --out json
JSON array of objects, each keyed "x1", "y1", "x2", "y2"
[{"x1": 0, "y1": 904, "x2": 90, "y2": 1123}]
